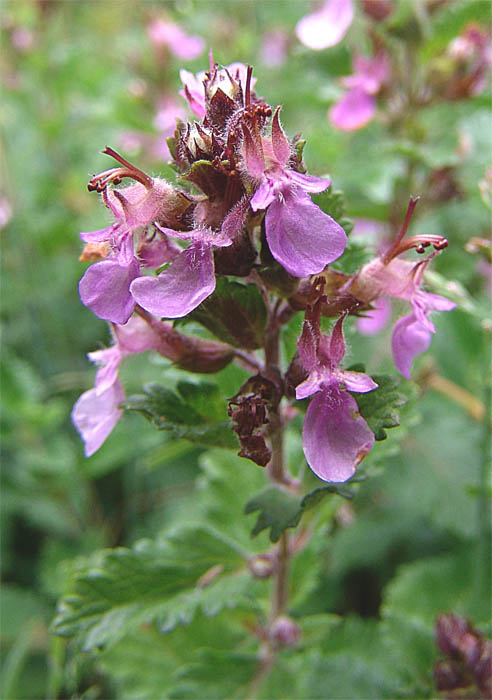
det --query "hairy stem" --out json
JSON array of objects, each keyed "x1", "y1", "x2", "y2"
[
  {"x1": 271, "y1": 532, "x2": 290, "y2": 620},
  {"x1": 248, "y1": 295, "x2": 296, "y2": 700},
  {"x1": 267, "y1": 411, "x2": 286, "y2": 484}
]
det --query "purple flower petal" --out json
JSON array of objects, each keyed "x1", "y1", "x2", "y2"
[
  {"x1": 148, "y1": 20, "x2": 204, "y2": 60},
  {"x1": 271, "y1": 107, "x2": 291, "y2": 166},
  {"x1": 330, "y1": 88, "x2": 376, "y2": 132},
  {"x1": 80, "y1": 224, "x2": 116, "y2": 243},
  {"x1": 352, "y1": 52, "x2": 390, "y2": 93},
  {"x1": 79, "y1": 257, "x2": 140, "y2": 325},
  {"x1": 296, "y1": 369, "x2": 330, "y2": 400},
  {"x1": 155, "y1": 225, "x2": 231, "y2": 247},
  {"x1": 391, "y1": 313, "x2": 431, "y2": 379},
  {"x1": 356, "y1": 296, "x2": 392, "y2": 335},
  {"x1": 328, "y1": 316, "x2": 347, "y2": 365},
  {"x1": 289, "y1": 171, "x2": 331, "y2": 193},
  {"x1": 243, "y1": 124, "x2": 266, "y2": 179},
  {"x1": 130, "y1": 242, "x2": 215, "y2": 318},
  {"x1": 137, "y1": 234, "x2": 180, "y2": 268},
  {"x1": 113, "y1": 315, "x2": 162, "y2": 355},
  {"x1": 338, "y1": 370, "x2": 378, "y2": 393},
  {"x1": 302, "y1": 384, "x2": 374, "y2": 482},
  {"x1": 251, "y1": 179, "x2": 276, "y2": 211},
  {"x1": 265, "y1": 192, "x2": 347, "y2": 277},
  {"x1": 296, "y1": 0, "x2": 354, "y2": 50},
  {"x1": 88, "y1": 346, "x2": 122, "y2": 394},
  {"x1": 179, "y1": 69, "x2": 207, "y2": 119},
  {"x1": 424, "y1": 293, "x2": 457, "y2": 312},
  {"x1": 221, "y1": 197, "x2": 250, "y2": 241},
  {"x1": 72, "y1": 380, "x2": 124, "y2": 457}
]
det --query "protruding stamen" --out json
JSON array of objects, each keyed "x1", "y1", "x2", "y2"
[
  {"x1": 382, "y1": 196, "x2": 420, "y2": 263},
  {"x1": 87, "y1": 147, "x2": 152, "y2": 192},
  {"x1": 382, "y1": 196, "x2": 448, "y2": 263},
  {"x1": 391, "y1": 234, "x2": 449, "y2": 258}
]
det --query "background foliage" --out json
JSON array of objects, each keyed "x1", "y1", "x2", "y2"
[{"x1": 1, "y1": 0, "x2": 490, "y2": 698}]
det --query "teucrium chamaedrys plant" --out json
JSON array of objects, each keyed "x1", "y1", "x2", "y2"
[{"x1": 63, "y1": 57, "x2": 457, "y2": 694}]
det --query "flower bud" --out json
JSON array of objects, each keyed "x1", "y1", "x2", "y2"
[
  {"x1": 269, "y1": 616, "x2": 301, "y2": 648},
  {"x1": 248, "y1": 554, "x2": 275, "y2": 579},
  {"x1": 361, "y1": 0, "x2": 394, "y2": 21},
  {"x1": 137, "y1": 312, "x2": 234, "y2": 374},
  {"x1": 175, "y1": 337, "x2": 235, "y2": 374}
]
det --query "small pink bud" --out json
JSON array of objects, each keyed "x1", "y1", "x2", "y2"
[
  {"x1": 248, "y1": 554, "x2": 275, "y2": 579},
  {"x1": 270, "y1": 616, "x2": 301, "y2": 648}
]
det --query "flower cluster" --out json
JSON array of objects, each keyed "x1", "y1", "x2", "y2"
[{"x1": 74, "y1": 59, "x2": 454, "y2": 484}]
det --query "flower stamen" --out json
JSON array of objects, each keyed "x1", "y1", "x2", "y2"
[
  {"x1": 382, "y1": 196, "x2": 448, "y2": 262},
  {"x1": 87, "y1": 147, "x2": 152, "y2": 192}
]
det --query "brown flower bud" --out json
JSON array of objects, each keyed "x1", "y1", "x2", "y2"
[{"x1": 361, "y1": 0, "x2": 394, "y2": 21}]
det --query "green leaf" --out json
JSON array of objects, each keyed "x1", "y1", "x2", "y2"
[
  {"x1": 172, "y1": 649, "x2": 258, "y2": 699},
  {"x1": 123, "y1": 381, "x2": 238, "y2": 449},
  {"x1": 421, "y1": 0, "x2": 492, "y2": 60},
  {"x1": 259, "y1": 616, "x2": 425, "y2": 699},
  {"x1": 52, "y1": 525, "x2": 256, "y2": 651},
  {"x1": 330, "y1": 241, "x2": 372, "y2": 275},
  {"x1": 196, "y1": 450, "x2": 270, "y2": 549},
  {"x1": 245, "y1": 486, "x2": 302, "y2": 543},
  {"x1": 382, "y1": 545, "x2": 491, "y2": 627},
  {"x1": 351, "y1": 372, "x2": 407, "y2": 440},
  {"x1": 245, "y1": 482, "x2": 356, "y2": 543},
  {"x1": 184, "y1": 278, "x2": 267, "y2": 349},
  {"x1": 99, "y1": 612, "x2": 249, "y2": 700}
]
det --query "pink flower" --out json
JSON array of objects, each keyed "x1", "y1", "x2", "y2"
[
  {"x1": 356, "y1": 296, "x2": 392, "y2": 335},
  {"x1": 260, "y1": 29, "x2": 289, "y2": 68},
  {"x1": 446, "y1": 23, "x2": 492, "y2": 98},
  {"x1": 296, "y1": 0, "x2": 354, "y2": 51},
  {"x1": 79, "y1": 148, "x2": 185, "y2": 325},
  {"x1": 130, "y1": 198, "x2": 249, "y2": 318},
  {"x1": 296, "y1": 308, "x2": 377, "y2": 482},
  {"x1": 244, "y1": 107, "x2": 347, "y2": 276},
  {"x1": 330, "y1": 52, "x2": 389, "y2": 131},
  {"x1": 350, "y1": 198, "x2": 456, "y2": 378},
  {"x1": 72, "y1": 317, "x2": 162, "y2": 456},
  {"x1": 147, "y1": 18, "x2": 204, "y2": 61}
]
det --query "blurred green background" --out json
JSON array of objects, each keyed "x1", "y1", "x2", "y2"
[{"x1": 1, "y1": 1, "x2": 490, "y2": 697}]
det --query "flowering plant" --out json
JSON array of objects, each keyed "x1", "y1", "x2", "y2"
[
  {"x1": 73, "y1": 58, "x2": 454, "y2": 483},
  {"x1": 4, "y1": 2, "x2": 490, "y2": 698}
]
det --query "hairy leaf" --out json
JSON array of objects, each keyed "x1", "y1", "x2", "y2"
[
  {"x1": 351, "y1": 371, "x2": 407, "y2": 440},
  {"x1": 301, "y1": 483, "x2": 356, "y2": 510},
  {"x1": 52, "y1": 525, "x2": 255, "y2": 651},
  {"x1": 172, "y1": 649, "x2": 258, "y2": 699},
  {"x1": 245, "y1": 481, "x2": 357, "y2": 543},
  {"x1": 123, "y1": 381, "x2": 238, "y2": 449},
  {"x1": 99, "y1": 612, "x2": 248, "y2": 700},
  {"x1": 184, "y1": 278, "x2": 268, "y2": 350},
  {"x1": 330, "y1": 241, "x2": 372, "y2": 275},
  {"x1": 245, "y1": 486, "x2": 302, "y2": 543},
  {"x1": 382, "y1": 545, "x2": 490, "y2": 627}
]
